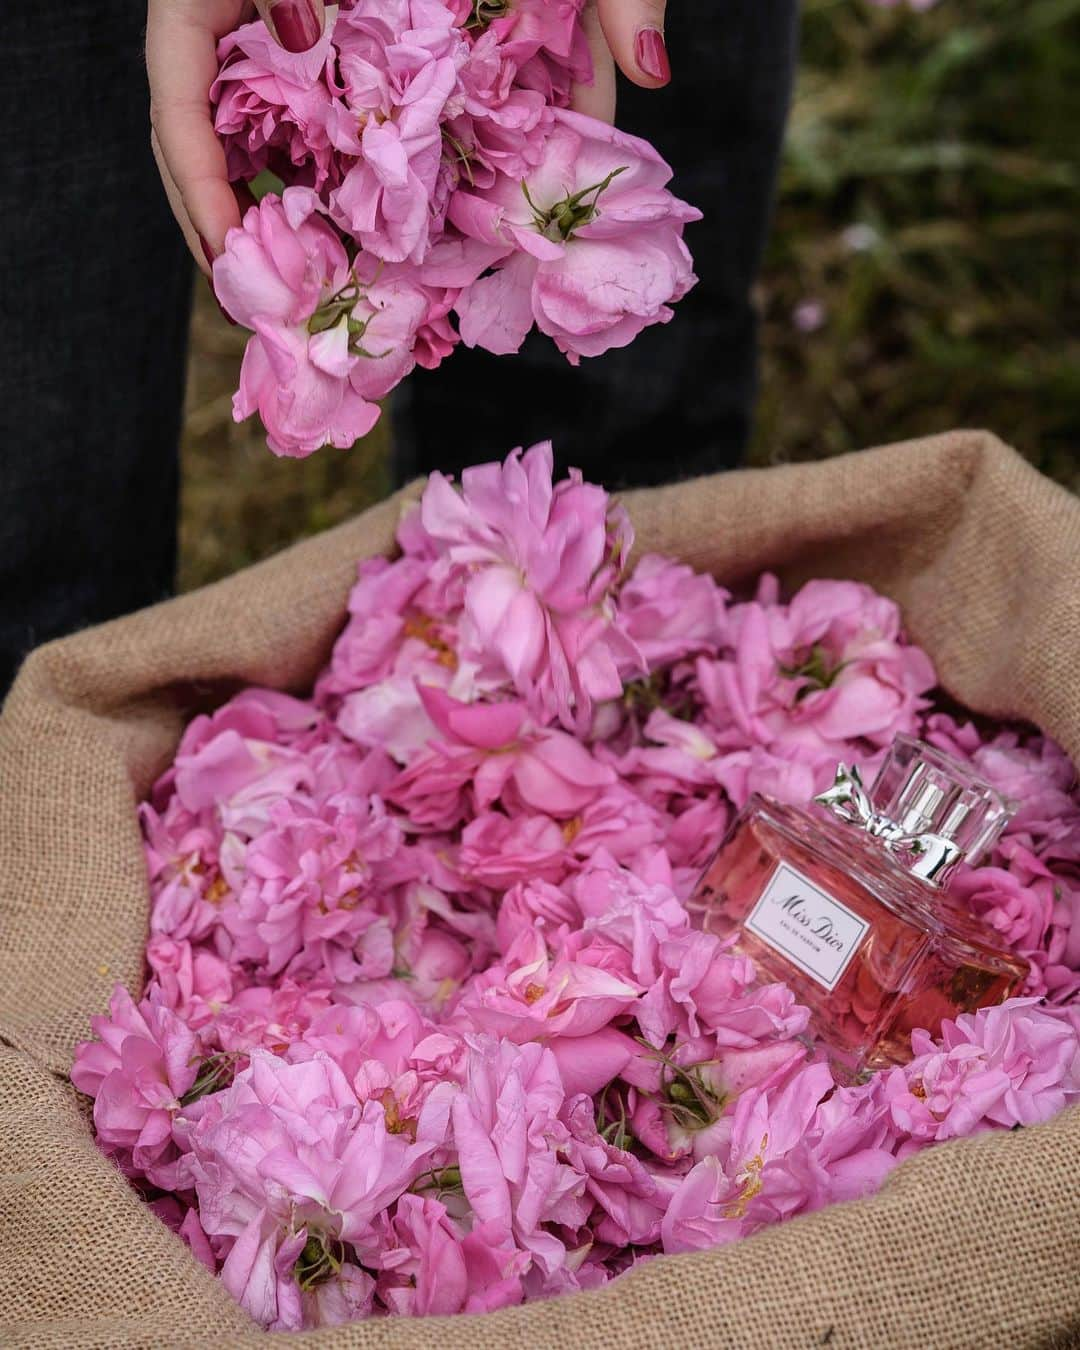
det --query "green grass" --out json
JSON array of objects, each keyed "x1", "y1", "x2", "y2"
[
  {"x1": 179, "y1": 0, "x2": 1080, "y2": 592},
  {"x1": 751, "y1": 0, "x2": 1080, "y2": 486},
  {"x1": 178, "y1": 297, "x2": 390, "y2": 592}
]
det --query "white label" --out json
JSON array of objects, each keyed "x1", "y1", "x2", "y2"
[{"x1": 744, "y1": 861, "x2": 869, "y2": 991}]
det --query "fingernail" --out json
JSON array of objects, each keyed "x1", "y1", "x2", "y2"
[
  {"x1": 198, "y1": 234, "x2": 217, "y2": 269},
  {"x1": 635, "y1": 26, "x2": 671, "y2": 83},
  {"x1": 271, "y1": 0, "x2": 322, "y2": 53},
  {"x1": 206, "y1": 278, "x2": 237, "y2": 327}
]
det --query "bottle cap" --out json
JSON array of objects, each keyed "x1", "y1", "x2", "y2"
[{"x1": 870, "y1": 733, "x2": 1014, "y2": 880}]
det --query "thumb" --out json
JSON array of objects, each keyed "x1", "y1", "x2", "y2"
[
  {"x1": 571, "y1": 0, "x2": 618, "y2": 123},
  {"x1": 596, "y1": 0, "x2": 670, "y2": 90},
  {"x1": 252, "y1": 0, "x2": 326, "y2": 52}
]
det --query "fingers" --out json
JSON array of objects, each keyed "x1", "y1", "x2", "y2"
[
  {"x1": 146, "y1": 2, "x2": 242, "y2": 263},
  {"x1": 571, "y1": 0, "x2": 617, "y2": 122},
  {"x1": 150, "y1": 127, "x2": 207, "y2": 271},
  {"x1": 145, "y1": 0, "x2": 323, "y2": 270},
  {"x1": 596, "y1": 0, "x2": 671, "y2": 90},
  {"x1": 252, "y1": 0, "x2": 325, "y2": 52}
]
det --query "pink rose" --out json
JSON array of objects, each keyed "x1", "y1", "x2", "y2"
[
  {"x1": 458, "y1": 808, "x2": 572, "y2": 886},
  {"x1": 560, "y1": 1094, "x2": 669, "y2": 1246},
  {"x1": 418, "y1": 442, "x2": 642, "y2": 731},
  {"x1": 661, "y1": 1063, "x2": 835, "y2": 1252},
  {"x1": 223, "y1": 794, "x2": 402, "y2": 981},
  {"x1": 696, "y1": 577, "x2": 936, "y2": 762},
  {"x1": 443, "y1": 30, "x2": 552, "y2": 186},
  {"x1": 184, "y1": 1052, "x2": 446, "y2": 1329},
  {"x1": 212, "y1": 19, "x2": 336, "y2": 188},
  {"x1": 452, "y1": 110, "x2": 700, "y2": 363},
  {"x1": 890, "y1": 999, "x2": 1080, "y2": 1144},
  {"x1": 450, "y1": 1037, "x2": 580, "y2": 1280},
  {"x1": 214, "y1": 190, "x2": 428, "y2": 457},
  {"x1": 452, "y1": 926, "x2": 640, "y2": 1042},
  {"x1": 213, "y1": 979, "x2": 333, "y2": 1057},
  {"x1": 482, "y1": 0, "x2": 589, "y2": 77},
  {"x1": 619, "y1": 554, "x2": 730, "y2": 671},
  {"x1": 327, "y1": 2, "x2": 466, "y2": 261},
  {"x1": 378, "y1": 1194, "x2": 529, "y2": 1315},
  {"x1": 145, "y1": 937, "x2": 238, "y2": 1030},
  {"x1": 949, "y1": 863, "x2": 1051, "y2": 959},
  {"x1": 71, "y1": 985, "x2": 200, "y2": 1187}
]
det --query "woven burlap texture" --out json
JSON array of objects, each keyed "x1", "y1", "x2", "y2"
[{"x1": 2, "y1": 430, "x2": 1079, "y2": 1349}]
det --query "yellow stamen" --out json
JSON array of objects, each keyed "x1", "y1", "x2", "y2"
[
  {"x1": 722, "y1": 1133, "x2": 769, "y2": 1220},
  {"x1": 379, "y1": 1090, "x2": 418, "y2": 1140},
  {"x1": 402, "y1": 613, "x2": 458, "y2": 669},
  {"x1": 205, "y1": 875, "x2": 230, "y2": 905}
]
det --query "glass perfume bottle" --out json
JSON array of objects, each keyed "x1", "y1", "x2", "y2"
[{"x1": 690, "y1": 734, "x2": 1029, "y2": 1080}]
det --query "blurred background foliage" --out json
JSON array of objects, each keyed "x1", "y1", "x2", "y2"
[
  {"x1": 753, "y1": 0, "x2": 1080, "y2": 479},
  {"x1": 179, "y1": 0, "x2": 1080, "y2": 592}
]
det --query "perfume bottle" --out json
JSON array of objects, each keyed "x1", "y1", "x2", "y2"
[{"x1": 690, "y1": 734, "x2": 1029, "y2": 1080}]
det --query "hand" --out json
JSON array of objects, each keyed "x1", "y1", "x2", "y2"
[
  {"x1": 571, "y1": 0, "x2": 671, "y2": 124},
  {"x1": 146, "y1": 0, "x2": 663, "y2": 274},
  {"x1": 146, "y1": 0, "x2": 325, "y2": 273}
]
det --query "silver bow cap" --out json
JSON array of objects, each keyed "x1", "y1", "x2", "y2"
[{"x1": 813, "y1": 762, "x2": 962, "y2": 886}]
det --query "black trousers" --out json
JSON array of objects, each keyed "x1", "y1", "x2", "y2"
[
  {"x1": 0, "y1": 0, "x2": 797, "y2": 696},
  {"x1": 0, "y1": 3, "x2": 192, "y2": 695},
  {"x1": 395, "y1": 0, "x2": 801, "y2": 490}
]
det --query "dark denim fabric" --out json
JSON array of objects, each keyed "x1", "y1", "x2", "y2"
[
  {"x1": 394, "y1": 0, "x2": 800, "y2": 491},
  {"x1": 0, "y1": 3, "x2": 193, "y2": 695}
]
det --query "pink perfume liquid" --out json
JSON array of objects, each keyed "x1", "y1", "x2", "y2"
[{"x1": 690, "y1": 795, "x2": 1027, "y2": 1080}]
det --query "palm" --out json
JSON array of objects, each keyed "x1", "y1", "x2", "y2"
[
  {"x1": 147, "y1": 0, "x2": 664, "y2": 267},
  {"x1": 147, "y1": 0, "x2": 274, "y2": 262}
]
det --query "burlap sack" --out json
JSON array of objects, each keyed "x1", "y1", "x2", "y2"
[{"x1": 2, "y1": 430, "x2": 1079, "y2": 1350}]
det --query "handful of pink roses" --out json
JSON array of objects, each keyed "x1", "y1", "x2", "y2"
[
  {"x1": 73, "y1": 445, "x2": 1080, "y2": 1330},
  {"x1": 207, "y1": 0, "x2": 700, "y2": 457}
]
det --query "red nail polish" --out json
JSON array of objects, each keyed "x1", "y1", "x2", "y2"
[
  {"x1": 635, "y1": 27, "x2": 671, "y2": 84},
  {"x1": 198, "y1": 234, "x2": 216, "y2": 269},
  {"x1": 272, "y1": 0, "x2": 322, "y2": 53}
]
